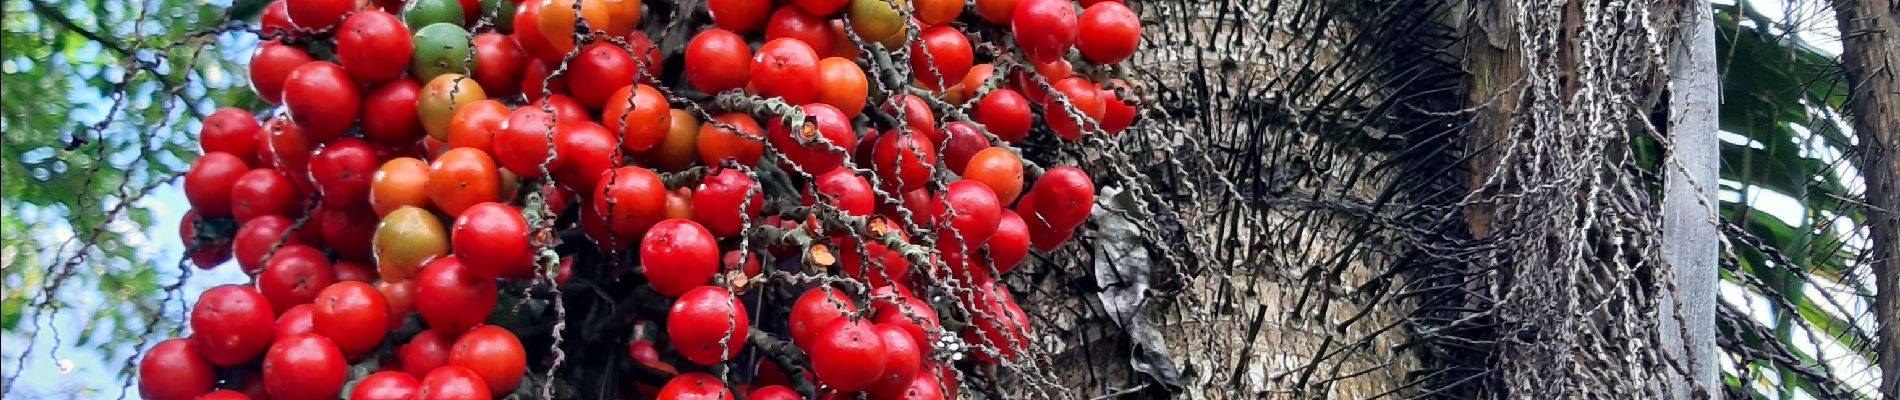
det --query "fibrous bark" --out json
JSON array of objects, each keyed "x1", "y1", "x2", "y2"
[{"x1": 1828, "y1": 0, "x2": 1900, "y2": 396}]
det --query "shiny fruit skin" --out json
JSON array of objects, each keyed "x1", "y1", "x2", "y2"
[
  {"x1": 360, "y1": 79, "x2": 427, "y2": 146},
  {"x1": 1010, "y1": 0, "x2": 1079, "y2": 64},
  {"x1": 638, "y1": 108, "x2": 702, "y2": 172},
  {"x1": 334, "y1": 260, "x2": 376, "y2": 282},
  {"x1": 451, "y1": 202, "x2": 534, "y2": 279},
  {"x1": 592, "y1": 166, "x2": 668, "y2": 240},
  {"x1": 260, "y1": 0, "x2": 295, "y2": 35},
  {"x1": 866, "y1": 324, "x2": 923, "y2": 398},
  {"x1": 666, "y1": 286, "x2": 749, "y2": 365},
  {"x1": 137, "y1": 339, "x2": 216, "y2": 400},
  {"x1": 882, "y1": 94, "x2": 938, "y2": 142},
  {"x1": 871, "y1": 295, "x2": 940, "y2": 352},
  {"x1": 445, "y1": 99, "x2": 509, "y2": 156},
  {"x1": 286, "y1": 0, "x2": 356, "y2": 30},
  {"x1": 974, "y1": 0, "x2": 1019, "y2": 23},
  {"x1": 184, "y1": 152, "x2": 249, "y2": 218},
  {"x1": 513, "y1": 0, "x2": 562, "y2": 62},
  {"x1": 872, "y1": 128, "x2": 938, "y2": 193},
  {"x1": 261, "y1": 116, "x2": 318, "y2": 194},
  {"x1": 197, "y1": 390, "x2": 252, "y2": 400},
  {"x1": 1077, "y1": 1, "x2": 1140, "y2": 64},
  {"x1": 257, "y1": 244, "x2": 337, "y2": 315},
  {"x1": 706, "y1": 0, "x2": 769, "y2": 32},
  {"x1": 974, "y1": 88, "x2": 1033, "y2": 143},
  {"x1": 665, "y1": 188, "x2": 696, "y2": 221},
  {"x1": 838, "y1": 220, "x2": 911, "y2": 288},
  {"x1": 311, "y1": 137, "x2": 380, "y2": 207},
  {"x1": 657, "y1": 372, "x2": 735, "y2": 400},
  {"x1": 419, "y1": 365, "x2": 493, "y2": 400},
  {"x1": 961, "y1": 147, "x2": 1024, "y2": 202},
  {"x1": 551, "y1": 119, "x2": 619, "y2": 193},
  {"x1": 312, "y1": 281, "x2": 391, "y2": 355},
  {"x1": 750, "y1": 38, "x2": 822, "y2": 104},
  {"x1": 493, "y1": 105, "x2": 568, "y2": 178},
  {"x1": 814, "y1": 57, "x2": 868, "y2": 117},
  {"x1": 792, "y1": 0, "x2": 845, "y2": 15},
  {"x1": 179, "y1": 211, "x2": 234, "y2": 269},
  {"x1": 767, "y1": 103, "x2": 856, "y2": 175},
  {"x1": 641, "y1": 219, "x2": 721, "y2": 296},
  {"x1": 685, "y1": 29, "x2": 752, "y2": 93},
  {"x1": 275, "y1": 303, "x2": 318, "y2": 341},
  {"x1": 1099, "y1": 82, "x2": 1137, "y2": 134},
  {"x1": 232, "y1": 215, "x2": 311, "y2": 274},
  {"x1": 373, "y1": 206, "x2": 450, "y2": 281},
  {"x1": 1045, "y1": 77, "x2": 1106, "y2": 140},
  {"x1": 349, "y1": 371, "x2": 422, "y2": 400},
  {"x1": 370, "y1": 157, "x2": 433, "y2": 217},
  {"x1": 200, "y1": 108, "x2": 262, "y2": 165},
  {"x1": 934, "y1": 180, "x2": 1003, "y2": 252},
  {"x1": 808, "y1": 318, "x2": 888, "y2": 391},
  {"x1": 749, "y1": 385, "x2": 800, "y2": 400},
  {"x1": 938, "y1": 121, "x2": 991, "y2": 173},
  {"x1": 448, "y1": 325, "x2": 528, "y2": 394},
  {"x1": 788, "y1": 287, "x2": 856, "y2": 347},
  {"x1": 908, "y1": 26, "x2": 974, "y2": 90},
  {"x1": 427, "y1": 147, "x2": 503, "y2": 216},
  {"x1": 400, "y1": 329, "x2": 458, "y2": 378},
  {"x1": 988, "y1": 210, "x2": 1031, "y2": 274},
  {"x1": 471, "y1": 33, "x2": 529, "y2": 98},
  {"x1": 230, "y1": 168, "x2": 304, "y2": 222},
  {"x1": 419, "y1": 74, "x2": 488, "y2": 141},
  {"x1": 377, "y1": 278, "x2": 419, "y2": 326},
  {"x1": 696, "y1": 113, "x2": 766, "y2": 167},
  {"x1": 765, "y1": 6, "x2": 833, "y2": 56},
  {"x1": 806, "y1": 168, "x2": 876, "y2": 217},
  {"x1": 567, "y1": 43, "x2": 637, "y2": 109},
  {"x1": 415, "y1": 256, "x2": 498, "y2": 333},
  {"x1": 964, "y1": 283, "x2": 1031, "y2": 362},
  {"x1": 282, "y1": 61, "x2": 360, "y2": 142},
  {"x1": 262, "y1": 334, "x2": 348, "y2": 400},
  {"x1": 602, "y1": 84, "x2": 671, "y2": 152},
  {"x1": 249, "y1": 41, "x2": 312, "y2": 105},
  {"x1": 1028, "y1": 166, "x2": 1095, "y2": 228},
  {"x1": 335, "y1": 10, "x2": 414, "y2": 82},
  {"x1": 691, "y1": 168, "x2": 763, "y2": 238},
  {"x1": 410, "y1": 23, "x2": 475, "y2": 83}
]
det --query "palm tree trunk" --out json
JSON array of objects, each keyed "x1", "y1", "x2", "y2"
[{"x1": 1828, "y1": 0, "x2": 1900, "y2": 396}]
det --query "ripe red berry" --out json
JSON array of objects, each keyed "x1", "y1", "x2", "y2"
[
  {"x1": 276, "y1": 304, "x2": 317, "y2": 340},
  {"x1": 285, "y1": 0, "x2": 355, "y2": 30},
  {"x1": 262, "y1": 333, "x2": 348, "y2": 400},
  {"x1": 1010, "y1": 0, "x2": 1078, "y2": 63},
  {"x1": 788, "y1": 287, "x2": 856, "y2": 347},
  {"x1": 200, "y1": 108, "x2": 262, "y2": 165},
  {"x1": 400, "y1": 329, "x2": 458, "y2": 378},
  {"x1": 602, "y1": 84, "x2": 671, "y2": 153},
  {"x1": 989, "y1": 210, "x2": 1031, "y2": 274},
  {"x1": 568, "y1": 43, "x2": 638, "y2": 109},
  {"x1": 316, "y1": 204, "x2": 377, "y2": 262},
  {"x1": 872, "y1": 128, "x2": 939, "y2": 193},
  {"x1": 249, "y1": 41, "x2": 312, "y2": 106},
  {"x1": 451, "y1": 202, "x2": 535, "y2": 279},
  {"x1": 706, "y1": 0, "x2": 769, "y2": 32},
  {"x1": 866, "y1": 323, "x2": 923, "y2": 398},
  {"x1": 871, "y1": 294, "x2": 940, "y2": 353},
  {"x1": 349, "y1": 371, "x2": 421, "y2": 400},
  {"x1": 282, "y1": 61, "x2": 361, "y2": 142},
  {"x1": 751, "y1": 38, "x2": 823, "y2": 104},
  {"x1": 184, "y1": 153, "x2": 249, "y2": 218},
  {"x1": 768, "y1": 103, "x2": 857, "y2": 175},
  {"x1": 666, "y1": 286, "x2": 749, "y2": 365},
  {"x1": 257, "y1": 244, "x2": 337, "y2": 314},
  {"x1": 839, "y1": 220, "x2": 912, "y2": 288},
  {"x1": 1028, "y1": 166, "x2": 1095, "y2": 228},
  {"x1": 178, "y1": 211, "x2": 234, "y2": 269},
  {"x1": 641, "y1": 219, "x2": 721, "y2": 296},
  {"x1": 806, "y1": 168, "x2": 876, "y2": 217},
  {"x1": 691, "y1": 168, "x2": 764, "y2": 238},
  {"x1": 551, "y1": 119, "x2": 618, "y2": 193},
  {"x1": 685, "y1": 29, "x2": 753, "y2": 93},
  {"x1": 657, "y1": 372, "x2": 736, "y2": 400},
  {"x1": 472, "y1": 33, "x2": 529, "y2": 98},
  {"x1": 335, "y1": 9, "x2": 413, "y2": 82},
  {"x1": 414, "y1": 256, "x2": 498, "y2": 333},
  {"x1": 807, "y1": 318, "x2": 887, "y2": 391},
  {"x1": 1077, "y1": 2, "x2": 1140, "y2": 64},
  {"x1": 191, "y1": 285, "x2": 276, "y2": 366},
  {"x1": 934, "y1": 180, "x2": 1003, "y2": 253},
  {"x1": 973, "y1": 89, "x2": 1033, "y2": 144},
  {"x1": 593, "y1": 166, "x2": 669, "y2": 245},
  {"x1": 138, "y1": 338, "x2": 216, "y2": 400},
  {"x1": 232, "y1": 215, "x2": 312, "y2": 273},
  {"x1": 909, "y1": 26, "x2": 975, "y2": 90},
  {"x1": 230, "y1": 168, "x2": 304, "y2": 222},
  {"x1": 310, "y1": 137, "x2": 379, "y2": 207},
  {"x1": 418, "y1": 365, "x2": 493, "y2": 400},
  {"x1": 448, "y1": 325, "x2": 528, "y2": 394},
  {"x1": 312, "y1": 281, "x2": 390, "y2": 356},
  {"x1": 765, "y1": 6, "x2": 834, "y2": 56},
  {"x1": 1099, "y1": 81, "x2": 1136, "y2": 134}
]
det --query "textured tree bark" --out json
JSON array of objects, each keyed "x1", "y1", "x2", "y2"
[
  {"x1": 1828, "y1": 0, "x2": 1900, "y2": 396},
  {"x1": 1658, "y1": 2, "x2": 1720, "y2": 398}
]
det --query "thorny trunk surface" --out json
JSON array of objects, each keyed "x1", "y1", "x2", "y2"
[{"x1": 1830, "y1": 0, "x2": 1900, "y2": 396}]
